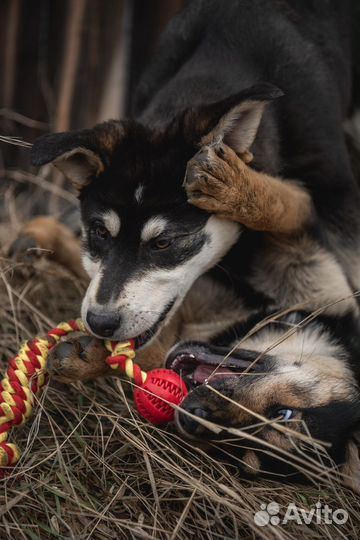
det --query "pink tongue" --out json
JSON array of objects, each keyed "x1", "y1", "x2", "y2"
[{"x1": 193, "y1": 364, "x2": 234, "y2": 384}]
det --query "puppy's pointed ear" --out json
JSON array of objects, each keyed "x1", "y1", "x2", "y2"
[
  {"x1": 183, "y1": 83, "x2": 283, "y2": 154},
  {"x1": 31, "y1": 121, "x2": 123, "y2": 189}
]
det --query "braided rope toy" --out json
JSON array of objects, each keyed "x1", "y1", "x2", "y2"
[{"x1": 0, "y1": 319, "x2": 188, "y2": 474}]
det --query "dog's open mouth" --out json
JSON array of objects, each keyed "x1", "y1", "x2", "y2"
[
  {"x1": 166, "y1": 342, "x2": 268, "y2": 388},
  {"x1": 133, "y1": 298, "x2": 177, "y2": 348}
]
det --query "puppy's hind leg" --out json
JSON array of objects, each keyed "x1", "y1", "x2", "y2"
[{"x1": 8, "y1": 216, "x2": 88, "y2": 279}]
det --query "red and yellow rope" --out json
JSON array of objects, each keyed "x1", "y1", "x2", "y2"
[{"x1": 0, "y1": 319, "x2": 145, "y2": 472}]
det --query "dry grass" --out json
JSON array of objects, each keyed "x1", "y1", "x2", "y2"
[{"x1": 0, "y1": 182, "x2": 359, "y2": 540}]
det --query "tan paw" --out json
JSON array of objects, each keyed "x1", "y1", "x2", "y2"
[
  {"x1": 47, "y1": 333, "x2": 110, "y2": 383},
  {"x1": 8, "y1": 216, "x2": 87, "y2": 278},
  {"x1": 184, "y1": 143, "x2": 251, "y2": 218}
]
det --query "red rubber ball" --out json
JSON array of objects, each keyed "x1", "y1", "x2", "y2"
[{"x1": 134, "y1": 368, "x2": 188, "y2": 424}]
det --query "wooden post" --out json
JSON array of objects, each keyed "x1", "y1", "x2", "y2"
[
  {"x1": 3, "y1": 0, "x2": 21, "y2": 110},
  {"x1": 51, "y1": 0, "x2": 87, "y2": 212},
  {"x1": 54, "y1": 0, "x2": 87, "y2": 133}
]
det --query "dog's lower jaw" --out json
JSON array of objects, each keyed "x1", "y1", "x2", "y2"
[{"x1": 133, "y1": 298, "x2": 177, "y2": 349}]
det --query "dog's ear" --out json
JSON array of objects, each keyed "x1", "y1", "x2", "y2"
[
  {"x1": 31, "y1": 121, "x2": 123, "y2": 189},
  {"x1": 182, "y1": 83, "x2": 283, "y2": 154}
]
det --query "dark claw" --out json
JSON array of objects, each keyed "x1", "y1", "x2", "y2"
[
  {"x1": 214, "y1": 143, "x2": 225, "y2": 157},
  {"x1": 53, "y1": 341, "x2": 80, "y2": 362},
  {"x1": 8, "y1": 235, "x2": 40, "y2": 261},
  {"x1": 76, "y1": 335, "x2": 94, "y2": 362},
  {"x1": 184, "y1": 165, "x2": 199, "y2": 185}
]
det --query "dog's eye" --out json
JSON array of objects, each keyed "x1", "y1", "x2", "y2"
[
  {"x1": 272, "y1": 408, "x2": 294, "y2": 421},
  {"x1": 152, "y1": 237, "x2": 173, "y2": 250},
  {"x1": 90, "y1": 223, "x2": 109, "y2": 240}
]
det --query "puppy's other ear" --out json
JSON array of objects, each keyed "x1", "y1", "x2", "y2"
[
  {"x1": 31, "y1": 120, "x2": 123, "y2": 189},
  {"x1": 183, "y1": 83, "x2": 283, "y2": 154}
]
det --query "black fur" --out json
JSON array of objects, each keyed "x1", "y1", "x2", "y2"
[{"x1": 32, "y1": 0, "x2": 360, "y2": 299}]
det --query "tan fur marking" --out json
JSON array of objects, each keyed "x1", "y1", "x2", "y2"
[{"x1": 96, "y1": 120, "x2": 124, "y2": 154}]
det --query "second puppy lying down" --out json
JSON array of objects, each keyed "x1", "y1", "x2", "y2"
[{"x1": 47, "y1": 270, "x2": 359, "y2": 485}]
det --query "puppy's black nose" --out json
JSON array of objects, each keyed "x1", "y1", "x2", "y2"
[
  {"x1": 177, "y1": 404, "x2": 213, "y2": 436},
  {"x1": 86, "y1": 311, "x2": 120, "y2": 338}
]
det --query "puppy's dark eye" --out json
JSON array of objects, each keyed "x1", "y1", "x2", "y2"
[
  {"x1": 271, "y1": 408, "x2": 294, "y2": 421},
  {"x1": 90, "y1": 223, "x2": 109, "y2": 240},
  {"x1": 152, "y1": 237, "x2": 173, "y2": 250}
]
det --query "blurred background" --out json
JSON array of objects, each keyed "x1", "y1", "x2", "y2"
[{"x1": 0, "y1": 0, "x2": 184, "y2": 231}]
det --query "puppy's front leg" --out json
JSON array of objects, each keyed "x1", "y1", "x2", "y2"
[
  {"x1": 47, "y1": 313, "x2": 182, "y2": 383},
  {"x1": 185, "y1": 143, "x2": 313, "y2": 234}
]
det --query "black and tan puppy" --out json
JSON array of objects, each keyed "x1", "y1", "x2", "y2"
[{"x1": 12, "y1": 0, "x2": 360, "y2": 483}]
